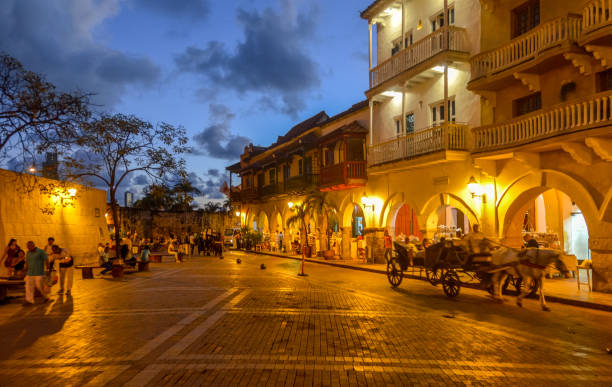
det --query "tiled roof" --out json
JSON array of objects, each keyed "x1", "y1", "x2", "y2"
[
  {"x1": 321, "y1": 100, "x2": 368, "y2": 126},
  {"x1": 272, "y1": 111, "x2": 329, "y2": 147},
  {"x1": 318, "y1": 121, "x2": 368, "y2": 144}
]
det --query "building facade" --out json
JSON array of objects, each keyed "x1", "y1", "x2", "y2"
[{"x1": 229, "y1": 0, "x2": 612, "y2": 292}]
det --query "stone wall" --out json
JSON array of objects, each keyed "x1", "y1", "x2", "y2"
[
  {"x1": 0, "y1": 169, "x2": 109, "y2": 268},
  {"x1": 116, "y1": 208, "x2": 237, "y2": 240}
]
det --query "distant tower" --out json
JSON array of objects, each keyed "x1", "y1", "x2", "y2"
[
  {"x1": 42, "y1": 152, "x2": 58, "y2": 179},
  {"x1": 125, "y1": 191, "x2": 133, "y2": 207}
]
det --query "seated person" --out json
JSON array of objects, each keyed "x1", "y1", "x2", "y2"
[{"x1": 140, "y1": 245, "x2": 151, "y2": 262}]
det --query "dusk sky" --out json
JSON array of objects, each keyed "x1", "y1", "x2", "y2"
[{"x1": 1, "y1": 0, "x2": 373, "y2": 204}]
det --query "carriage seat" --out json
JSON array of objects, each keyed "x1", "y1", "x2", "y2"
[{"x1": 468, "y1": 253, "x2": 492, "y2": 264}]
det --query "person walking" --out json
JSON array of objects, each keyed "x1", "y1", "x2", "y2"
[
  {"x1": 43, "y1": 237, "x2": 55, "y2": 256},
  {"x1": 189, "y1": 233, "x2": 196, "y2": 256},
  {"x1": 52, "y1": 245, "x2": 73, "y2": 295},
  {"x1": 384, "y1": 230, "x2": 393, "y2": 264},
  {"x1": 23, "y1": 241, "x2": 49, "y2": 306}
]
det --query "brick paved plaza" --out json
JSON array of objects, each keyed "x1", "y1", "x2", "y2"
[{"x1": 0, "y1": 252, "x2": 611, "y2": 386}]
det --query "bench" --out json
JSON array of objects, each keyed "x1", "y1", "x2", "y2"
[
  {"x1": 0, "y1": 278, "x2": 25, "y2": 302},
  {"x1": 149, "y1": 254, "x2": 174, "y2": 263},
  {"x1": 75, "y1": 265, "x2": 102, "y2": 279}
]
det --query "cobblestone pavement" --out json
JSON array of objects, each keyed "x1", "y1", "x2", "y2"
[{"x1": 0, "y1": 251, "x2": 611, "y2": 386}]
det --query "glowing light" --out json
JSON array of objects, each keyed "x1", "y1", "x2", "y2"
[
  {"x1": 68, "y1": 188, "x2": 77, "y2": 197},
  {"x1": 28, "y1": 167, "x2": 36, "y2": 173},
  {"x1": 288, "y1": 202, "x2": 294, "y2": 209},
  {"x1": 432, "y1": 65, "x2": 445, "y2": 73},
  {"x1": 381, "y1": 91, "x2": 402, "y2": 99},
  {"x1": 235, "y1": 211, "x2": 241, "y2": 217},
  {"x1": 467, "y1": 176, "x2": 483, "y2": 197},
  {"x1": 417, "y1": 20, "x2": 423, "y2": 30}
]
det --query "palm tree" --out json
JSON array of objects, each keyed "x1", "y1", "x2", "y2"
[
  {"x1": 304, "y1": 192, "x2": 338, "y2": 252},
  {"x1": 286, "y1": 201, "x2": 310, "y2": 276},
  {"x1": 204, "y1": 201, "x2": 222, "y2": 213}
]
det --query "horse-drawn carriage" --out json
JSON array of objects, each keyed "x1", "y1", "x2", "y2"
[{"x1": 387, "y1": 240, "x2": 537, "y2": 298}]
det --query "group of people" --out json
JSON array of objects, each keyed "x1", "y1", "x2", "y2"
[
  {"x1": 97, "y1": 234, "x2": 152, "y2": 274},
  {"x1": 1, "y1": 237, "x2": 74, "y2": 305}
]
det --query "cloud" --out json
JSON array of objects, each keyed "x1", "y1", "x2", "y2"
[
  {"x1": 186, "y1": 171, "x2": 225, "y2": 200},
  {"x1": 132, "y1": 0, "x2": 210, "y2": 20},
  {"x1": 192, "y1": 104, "x2": 251, "y2": 160},
  {"x1": 175, "y1": 0, "x2": 320, "y2": 116},
  {"x1": 0, "y1": 0, "x2": 161, "y2": 108},
  {"x1": 131, "y1": 174, "x2": 149, "y2": 185},
  {"x1": 207, "y1": 169, "x2": 219, "y2": 177}
]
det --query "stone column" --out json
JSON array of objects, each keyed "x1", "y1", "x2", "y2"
[
  {"x1": 341, "y1": 227, "x2": 352, "y2": 259},
  {"x1": 590, "y1": 237, "x2": 612, "y2": 293},
  {"x1": 364, "y1": 227, "x2": 386, "y2": 264}
]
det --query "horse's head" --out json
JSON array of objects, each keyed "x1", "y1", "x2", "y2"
[{"x1": 555, "y1": 253, "x2": 572, "y2": 278}]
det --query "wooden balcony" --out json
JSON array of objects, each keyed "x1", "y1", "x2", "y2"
[
  {"x1": 582, "y1": 0, "x2": 612, "y2": 44},
  {"x1": 369, "y1": 26, "x2": 469, "y2": 90},
  {"x1": 319, "y1": 161, "x2": 367, "y2": 191},
  {"x1": 472, "y1": 90, "x2": 612, "y2": 153},
  {"x1": 368, "y1": 123, "x2": 468, "y2": 167},
  {"x1": 283, "y1": 174, "x2": 319, "y2": 193},
  {"x1": 230, "y1": 188, "x2": 258, "y2": 203},
  {"x1": 469, "y1": 15, "x2": 582, "y2": 87},
  {"x1": 260, "y1": 184, "x2": 280, "y2": 197}
]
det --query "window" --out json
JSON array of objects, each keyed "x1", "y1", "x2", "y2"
[
  {"x1": 512, "y1": 0, "x2": 539, "y2": 38},
  {"x1": 431, "y1": 101, "x2": 445, "y2": 126},
  {"x1": 404, "y1": 30, "x2": 413, "y2": 48},
  {"x1": 347, "y1": 138, "x2": 365, "y2": 161},
  {"x1": 268, "y1": 169, "x2": 275, "y2": 185},
  {"x1": 298, "y1": 159, "x2": 303, "y2": 176},
  {"x1": 396, "y1": 113, "x2": 415, "y2": 135},
  {"x1": 432, "y1": 6, "x2": 454, "y2": 31},
  {"x1": 513, "y1": 92, "x2": 542, "y2": 117},
  {"x1": 304, "y1": 157, "x2": 312, "y2": 175},
  {"x1": 406, "y1": 113, "x2": 415, "y2": 133},
  {"x1": 257, "y1": 174, "x2": 264, "y2": 188},
  {"x1": 431, "y1": 98, "x2": 455, "y2": 125},
  {"x1": 391, "y1": 41, "x2": 401, "y2": 56},
  {"x1": 283, "y1": 165, "x2": 289, "y2": 180},
  {"x1": 324, "y1": 147, "x2": 334, "y2": 166},
  {"x1": 597, "y1": 69, "x2": 612, "y2": 92}
]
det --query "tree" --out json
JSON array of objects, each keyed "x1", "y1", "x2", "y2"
[
  {"x1": 286, "y1": 201, "x2": 311, "y2": 276},
  {"x1": 0, "y1": 53, "x2": 89, "y2": 169},
  {"x1": 64, "y1": 113, "x2": 188, "y2": 261},
  {"x1": 203, "y1": 201, "x2": 222, "y2": 213},
  {"x1": 304, "y1": 192, "x2": 338, "y2": 252},
  {"x1": 170, "y1": 178, "x2": 201, "y2": 211},
  {"x1": 133, "y1": 183, "x2": 173, "y2": 211}
]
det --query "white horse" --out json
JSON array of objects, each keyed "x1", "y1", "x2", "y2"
[{"x1": 489, "y1": 247, "x2": 570, "y2": 311}]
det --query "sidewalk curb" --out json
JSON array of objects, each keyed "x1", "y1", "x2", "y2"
[{"x1": 236, "y1": 249, "x2": 612, "y2": 313}]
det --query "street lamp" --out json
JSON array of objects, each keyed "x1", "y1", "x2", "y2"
[
  {"x1": 28, "y1": 167, "x2": 36, "y2": 173},
  {"x1": 68, "y1": 188, "x2": 77, "y2": 197},
  {"x1": 235, "y1": 211, "x2": 240, "y2": 217},
  {"x1": 467, "y1": 176, "x2": 485, "y2": 202},
  {"x1": 288, "y1": 201, "x2": 294, "y2": 209}
]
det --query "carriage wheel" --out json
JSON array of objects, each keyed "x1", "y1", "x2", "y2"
[
  {"x1": 426, "y1": 263, "x2": 447, "y2": 286},
  {"x1": 386, "y1": 258, "x2": 403, "y2": 288},
  {"x1": 442, "y1": 270, "x2": 461, "y2": 298},
  {"x1": 515, "y1": 278, "x2": 538, "y2": 296}
]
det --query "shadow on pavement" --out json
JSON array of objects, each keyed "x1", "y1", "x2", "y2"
[{"x1": 0, "y1": 295, "x2": 74, "y2": 358}]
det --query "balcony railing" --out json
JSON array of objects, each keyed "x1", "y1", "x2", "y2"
[
  {"x1": 370, "y1": 26, "x2": 468, "y2": 89},
  {"x1": 583, "y1": 0, "x2": 612, "y2": 33},
  {"x1": 260, "y1": 184, "x2": 279, "y2": 197},
  {"x1": 472, "y1": 90, "x2": 612, "y2": 152},
  {"x1": 368, "y1": 123, "x2": 467, "y2": 166},
  {"x1": 470, "y1": 15, "x2": 582, "y2": 82},
  {"x1": 320, "y1": 161, "x2": 367, "y2": 187},
  {"x1": 284, "y1": 174, "x2": 319, "y2": 192}
]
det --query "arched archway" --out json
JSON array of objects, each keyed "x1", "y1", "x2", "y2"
[
  {"x1": 420, "y1": 193, "x2": 478, "y2": 238},
  {"x1": 497, "y1": 170, "x2": 599, "y2": 241},
  {"x1": 502, "y1": 187, "x2": 590, "y2": 260},
  {"x1": 255, "y1": 210, "x2": 270, "y2": 234}
]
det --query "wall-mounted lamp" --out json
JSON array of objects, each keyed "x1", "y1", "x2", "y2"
[
  {"x1": 235, "y1": 211, "x2": 241, "y2": 217},
  {"x1": 361, "y1": 195, "x2": 375, "y2": 211},
  {"x1": 417, "y1": 19, "x2": 423, "y2": 30},
  {"x1": 287, "y1": 201, "x2": 294, "y2": 209},
  {"x1": 28, "y1": 167, "x2": 37, "y2": 173},
  {"x1": 68, "y1": 188, "x2": 77, "y2": 197},
  {"x1": 467, "y1": 176, "x2": 486, "y2": 202}
]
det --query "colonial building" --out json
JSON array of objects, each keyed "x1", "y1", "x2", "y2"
[
  {"x1": 227, "y1": 102, "x2": 369, "y2": 260},
  {"x1": 229, "y1": 0, "x2": 612, "y2": 292}
]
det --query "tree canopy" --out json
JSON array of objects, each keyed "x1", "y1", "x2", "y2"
[{"x1": 0, "y1": 53, "x2": 90, "y2": 169}]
